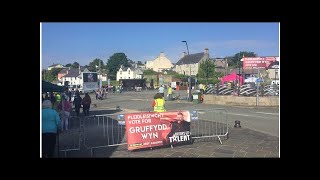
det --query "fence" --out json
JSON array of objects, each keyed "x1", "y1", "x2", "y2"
[
  {"x1": 205, "y1": 84, "x2": 279, "y2": 96},
  {"x1": 190, "y1": 109, "x2": 228, "y2": 144},
  {"x1": 57, "y1": 116, "x2": 82, "y2": 157},
  {"x1": 56, "y1": 109, "x2": 228, "y2": 157}
]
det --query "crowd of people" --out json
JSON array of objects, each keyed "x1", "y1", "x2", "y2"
[{"x1": 41, "y1": 88, "x2": 92, "y2": 158}]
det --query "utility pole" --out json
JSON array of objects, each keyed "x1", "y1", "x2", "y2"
[
  {"x1": 182, "y1": 40, "x2": 192, "y2": 101},
  {"x1": 225, "y1": 58, "x2": 227, "y2": 76},
  {"x1": 256, "y1": 67, "x2": 260, "y2": 107}
]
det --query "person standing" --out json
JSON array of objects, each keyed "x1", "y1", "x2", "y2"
[
  {"x1": 81, "y1": 93, "x2": 91, "y2": 116},
  {"x1": 158, "y1": 85, "x2": 165, "y2": 98},
  {"x1": 54, "y1": 93, "x2": 61, "y2": 110},
  {"x1": 42, "y1": 100, "x2": 61, "y2": 158},
  {"x1": 57, "y1": 95, "x2": 72, "y2": 131},
  {"x1": 167, "y1": 86, "x2": 172, "y2": 101},
  {"x1": 73, "y1": 91, "x2": 82, "y2": 116},
  {"x1": 152, "y1": 93, "x2": 166, "y2": 112}
]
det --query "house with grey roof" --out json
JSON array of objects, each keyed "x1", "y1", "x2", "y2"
[
  {"x1": 116, "y1": 65, "x2": 143, "y2": 81},
  {"x1": 60, "y1": 67, "x2": 90, "y2": 87},
  {"x1": 175, "y1": 48, "x2": 210, "y2": 76}
]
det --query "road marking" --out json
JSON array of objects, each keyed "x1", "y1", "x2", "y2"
[
  {"x1": 228, "y1": 112, "x2": 279, "y2": 120},
  {"x1": 255, "y1": 112, "x2": 279, "y2": 115},
  {"x1": 130, "y1": 99, "x2": 145, "y2": 101},
  {"x1": 228, "y1": 113, "x2": 250, "y2": 117}
]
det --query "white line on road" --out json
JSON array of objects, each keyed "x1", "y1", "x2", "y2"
[
  {"x1": 228, "y1": 112, "x2": 278, "y2": 119},
  {"x1": 228, "y1": 113, "x2": 250, "y2": 117},
  {"x1": 255, "y1": 112, "x2": 279, "y2": 115}
]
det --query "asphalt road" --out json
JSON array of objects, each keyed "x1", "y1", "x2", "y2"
[{"x1": 85, "y1": 89, "x2": 279, "y2": 137}]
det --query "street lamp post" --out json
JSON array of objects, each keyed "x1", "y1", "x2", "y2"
[
  {"x1": 206, "y1": 58, "x2": 209, "y2": 84},
  {"x1": 181, "y1": 41, "x2": 189, "y2": 55},
  {"x1": 182, "y1": 40, "x2": 192, "y2": 101},
  {"x1": 238, "y1": 52, "x2": 241, "y2": 96}
]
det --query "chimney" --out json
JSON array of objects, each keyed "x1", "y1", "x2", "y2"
[
  {"x1": 204, "y1": 48, "x2": 209, "y2": 54},
  {"x1": 160, "y1": 52, "x2": 165, "y2": 57},
  {"x1": 181, "y1": 52, "x2": 187, "y2": 58}
]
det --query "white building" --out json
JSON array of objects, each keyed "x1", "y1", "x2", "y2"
[
  {"x1": 60, "y1": 68, "x2": 91, "y2": 87},
  {"x1": 98, "y1": 74, "x2": 108, "y2": 81},
  {"x1": 116, "y1": 65, "x2": 143, "y2": 81},
  {"x1": 145, "y1": 52, "x2": 173, "y2": 72}
]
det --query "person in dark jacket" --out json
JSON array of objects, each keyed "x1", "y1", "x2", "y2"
[
  {"x1": 73, "y1": 91, "x2": 82, "y2": 116},
  {"x1": 81, "y1": 93, "x2": 91, "y2": 116},
  {"x1": 161, "y1": 112, "x2": 191, "y2": 144}
]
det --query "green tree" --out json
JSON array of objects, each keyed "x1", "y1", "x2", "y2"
[
  {"x1": 143, "y1": 69, "x2": 157, "y2": 75},
  {"x1": 88, "y1": 58, "x2": 104, "y2": 72},
  {"x1": 42, "y1": 68, "x2": 63, "y2": 82},
  {"x1": 137, "y1": 61, "x2": 144, "y2": 65},
  {"x1": 128, "y1": 59, "x2": 135, "y2": 67},
  {"x1": 65, "y1": 63, "x2": 72, "y2": 67},
  {"x1": 106, "y1": 53, "x2": 129, "y2": 80},
  {"x1": 227, "y1": 51, "x2": 257, "y2": 67},
  {"x1": 198, "y1": 59, "x2": 216, "y2": 82},
  {"x1": 51, "y1": 68, "x2": 63, "y2": 77},
  {"x1": 42, "y1": 70, "x2": 54, "y2": 82},
  {"x1": 173, "y1": 73, "x2": 188, "y2": 79},
  {"x1": 71, "y1": 62, "x2": 80, "y2": 68}
]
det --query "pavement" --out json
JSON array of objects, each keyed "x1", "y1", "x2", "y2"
[{"x1": 55, "y1": 90, "x2": 279, "y2": 158}]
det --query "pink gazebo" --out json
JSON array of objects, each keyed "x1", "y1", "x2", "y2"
[{"x1": 221, "y1": 73, "x2": 244, "y2": 85}]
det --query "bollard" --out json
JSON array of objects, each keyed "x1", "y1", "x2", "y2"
[{"x1": 234, "y1": 120, "x2": 241, "y2": 128}]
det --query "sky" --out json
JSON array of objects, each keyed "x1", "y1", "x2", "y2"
[{"x1": 41, "y1": 22, "x2": 279, "y2": 69}]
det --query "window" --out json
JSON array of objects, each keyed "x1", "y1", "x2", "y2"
[
  {"x1": 128, "y1": 70, "x2": 130, "y2": 74},
  {"x1": 120, "y1": 71, "x2": 122, "y2": 75},
  {"x1": 129, "y1": 77, "x2": 130, "y2": 79}
]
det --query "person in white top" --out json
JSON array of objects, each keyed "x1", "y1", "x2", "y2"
[{"x1": 158, "y1": 85, "x2": 165, "y2": 98}]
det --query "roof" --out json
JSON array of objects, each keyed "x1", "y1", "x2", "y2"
[
  {"x1": 42, "y1": 81, "x2": 64, "y2": 92},
  {"x1": 176, "y1": 53, "x2": 206, "y2": 65},
  {"x1": 120, "y1": 66, "x2": 136, "y2": 71},
  {"x1": 49, "y1": 63, "x2": 63, "y2": 67},
  {"x1": 214, "y1": 59, "x2": 227, "y2": 68},
  {"x1": 59, "y1": 69, "x2": 68, "y2": 74},
  {"x1": 63, "y1": 68, "x2": 81, "y2": 77}
]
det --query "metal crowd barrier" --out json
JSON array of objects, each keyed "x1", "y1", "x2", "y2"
[
  {"x1": 190, "y1": 109, "x2": 228, "y2": 144},
  {"x1": 56, "y1": 108, "x2": 228, "y2": 157},
  {"x1": 82, "y1": 114, "x2": 127, "y2": 156},
  {"x1": 57, "y1": 116, "x2": 81, "y2": 157}
]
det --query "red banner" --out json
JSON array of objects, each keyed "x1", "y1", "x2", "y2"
[
  {"x1": 125, "y1": 111, "x2": 191, "y2": 150},
  {"x1": 242, "y1": 57, "x2": 277, "y2": 69}
]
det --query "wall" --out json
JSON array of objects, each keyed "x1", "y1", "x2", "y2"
[{"x1": 203, "y1": 95, "x2": 279, "y2": 106}]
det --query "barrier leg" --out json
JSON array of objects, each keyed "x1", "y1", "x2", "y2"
[{"x1": 217, "y1": 136, "x2": 222, "y2": 144}]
